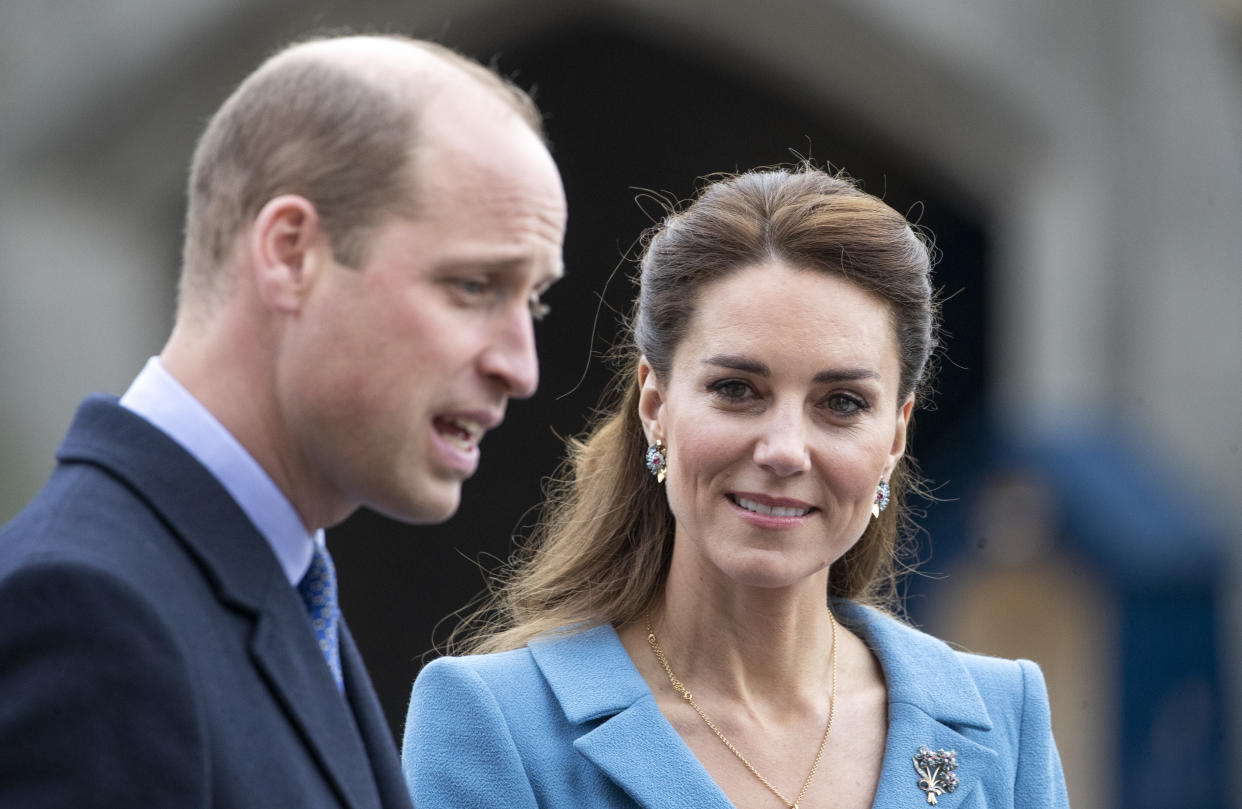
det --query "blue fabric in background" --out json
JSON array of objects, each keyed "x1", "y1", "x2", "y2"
[{"x1": 913, "y1": 410, "x2": 1228, "y2": 809}]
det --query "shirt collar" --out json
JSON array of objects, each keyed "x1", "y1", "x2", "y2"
[{"x1": 119, "y1": 356, "x2": 317, "y2": 585}]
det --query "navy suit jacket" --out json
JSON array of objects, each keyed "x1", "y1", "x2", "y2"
[
  {"x1": 0, "y1": 396, "x2": 413, "y2": 809},
  {"x1": 403, "y1": 600, "x2": 1069, "y2": 808}
]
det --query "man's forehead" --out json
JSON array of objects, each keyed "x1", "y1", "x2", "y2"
[
  {"x1": 276, "y1": 36, "x2": 448, "y2": 81},
  {"x1": 410, "y1": 124, "x2": 560, "y2": 210}
]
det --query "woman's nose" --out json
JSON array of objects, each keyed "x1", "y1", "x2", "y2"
[{"x1": 753, "y1": 404, "x2": 811, "y2": 477}]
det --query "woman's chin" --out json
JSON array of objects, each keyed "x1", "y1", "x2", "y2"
[{"x1": 714, "y1": 555, "x2": 830, "y2": 592}]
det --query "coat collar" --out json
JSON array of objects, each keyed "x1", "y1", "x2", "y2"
[
  {"x1": 530, "y1": 602, "x2": 999, "y2": 808},
  {"x1": 57, "y1": 396, "x2": 279, "y2": 614},
  {"x1": 833, "y1": 600, "x2": 992, "y2": 731},
  {"x1": 57, "y1": 396, "x2": 396, "y2": 809},
  {"x1": 530, "y1": 625, "x2": 733, "y2": 808},
  {"x1": 833, "y1": 600, "x2": 998, "y2": 808}
]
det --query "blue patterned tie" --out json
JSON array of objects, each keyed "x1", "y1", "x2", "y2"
[{"x1": 297, "y1": 543, "x2": 344, "y2": 692}]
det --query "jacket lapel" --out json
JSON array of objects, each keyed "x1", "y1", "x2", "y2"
[
  {"x1": 574, "y1": 699, "x2": 735, "y2": 809},
  {"x1": 835, "y1": 601, "x2": 999, "y2": 809},
  {"x1": 249, "y1": 592, "x2": 383, "y2": 809},
  {"x1": 59, "y1": 397, "x2": 383, "y2": 809},
  {"x1": 339, "y1": 622, "x2": 413, "y2": 809},
  {"x1": 530, "y1": 624, "x2": 734, "y2": 809},
  {"x1": 523, "y1": 598, "x2": 1007, "y2": 809},
  {"x1": 875, "y1": 704, "x2": 998, "y2": 808}
]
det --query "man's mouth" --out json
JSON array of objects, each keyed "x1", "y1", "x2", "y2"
[{"x1": 433, "y1": 416, "x2": 485, "y2": 451}]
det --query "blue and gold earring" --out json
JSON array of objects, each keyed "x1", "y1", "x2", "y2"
[
  {"x1": 645, "y1": 440, "x2": 667, "y2": 483},
  {"x1": 871, "y1": 479, "x2": 891, "y2": 519}
]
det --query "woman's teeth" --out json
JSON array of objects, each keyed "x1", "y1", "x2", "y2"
[{"x1": 735, "y1": 496, "x2": 810, "y2": 518}]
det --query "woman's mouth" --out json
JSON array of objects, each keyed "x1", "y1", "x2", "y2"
[{"x1": 729, "y1": 494, "x2": 814, "y2": 518}]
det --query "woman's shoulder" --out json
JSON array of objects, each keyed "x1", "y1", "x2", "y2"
[
  {"x1": 835, "y1": 599, "x2": 1049, "y2": 714},
  {"x1": 412, "y1": 621, "x2": 630, "y2": 702},
  {"x1": 412, "y1": 643, "x2": 542, "y2": 706},
  {"x1": 406, "y1": 621, "x2": 642, "y2": 758},
  {"x1": 406, "y1": 641, "x2": 560, "y2": 750}
]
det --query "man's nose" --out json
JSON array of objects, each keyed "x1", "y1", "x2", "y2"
[{"x1": 481, "y1": 308, "x2": 539, "y2": 399}]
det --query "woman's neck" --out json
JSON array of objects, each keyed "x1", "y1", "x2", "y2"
[{"x1": 639, "y1": 550, "x2": 838, "y2": 714}]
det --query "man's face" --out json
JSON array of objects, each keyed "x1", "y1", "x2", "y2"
[{"x1": 281, "y1": 99, "x2": 566, "y2": 526}]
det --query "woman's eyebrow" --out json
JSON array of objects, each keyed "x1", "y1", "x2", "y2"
[
  {"x1": 703, "y1": 355, "x2": 879, "y2": 385},
  {"x1": 702, "y1": 355, "x2": 769, "y2": 376},
  {"x1": 813, "y1": 368, "x2": 880, "y2": 384}
]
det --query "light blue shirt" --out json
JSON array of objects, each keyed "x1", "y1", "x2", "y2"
[{"x1": 120, "y1": 356, "x2": 319, "y2": 586}]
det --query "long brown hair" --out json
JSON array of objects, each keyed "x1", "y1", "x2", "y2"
[{"x1": 454, "y1": 166, "x2": 939, "y2": 654}]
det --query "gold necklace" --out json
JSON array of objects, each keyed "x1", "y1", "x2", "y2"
[{"x1": 645, "y1": 608, "x2": 838, "y2": 809}]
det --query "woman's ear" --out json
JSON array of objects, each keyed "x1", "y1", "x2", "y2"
[
  {"x1": 885, "y1": 394, "x2": 916, "y2": 476},
  {"x1": 637, "y1": 357, "x2": 665, "y2": 445}
]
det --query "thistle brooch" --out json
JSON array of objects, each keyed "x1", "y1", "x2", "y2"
[{"x1": 912, "y1": 745, "x2": 959, "y2": 804}]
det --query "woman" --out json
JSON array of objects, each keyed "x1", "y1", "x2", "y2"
[{"x1": 402, "y1": 167, "x2": 1069, "y2": 808}]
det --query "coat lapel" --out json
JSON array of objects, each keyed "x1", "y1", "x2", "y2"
[
  {"x1": 523, "y1": 599, "x2": 1007, "y2": 809},
  {"x1": 58, "y1": 397, "x2": 383, "y2": 809},
  {"x1": 530, "y1": 624, "x2": 734, "y2": 809},
  {"x1": 340, "y1": 622, "x2": 413, "y2": 809},
  {"x1": 874, "y1": 704, "x2": 998, "y2": 808},
  {"x1": 835, "y1": 601, "x2": 1000, "y2": 809},
  {"x1": 574, "y1": 700, "x2": 735, "y2": 809},
  {"x1": 249, "y1": 591, "x2": 383, "y2": 809}
]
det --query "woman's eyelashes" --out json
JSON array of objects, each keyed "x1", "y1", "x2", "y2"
[
  {"x1": 707, "y1": 378, "x2": 756, "y2": 403},
  {"x1": 822, "y1": 391, "x2": 869, "y2": 416},
  {"x1": 706, "y1": 377, "x2": 872, "y2": 419}
]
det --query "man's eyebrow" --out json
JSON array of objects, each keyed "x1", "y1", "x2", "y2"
[
  {"x1": 437, "y1": 257, "x2": 526, "y2": 274},
  {"x1": 437, "y1": 257, "x2": 565, "y2": 286}
]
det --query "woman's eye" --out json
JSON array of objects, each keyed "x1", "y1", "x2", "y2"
[
  {"x1": 709, "y1": 380, "x2": 753, "y2": 401},
  {"x1": 824, "y1": 393, "x2": 867, "y2": 415}
]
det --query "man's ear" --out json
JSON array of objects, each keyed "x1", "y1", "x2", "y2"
[
  {"x1": 248, "y1": 194, "x2": 327, "y2": 313},
  {"x1": 637, "y1": 357, "x2": 665, "y2": 445}
]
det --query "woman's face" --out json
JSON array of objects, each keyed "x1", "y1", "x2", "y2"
[{"x1": 639, "y1": 261, "x2": 913, "y2": 591}]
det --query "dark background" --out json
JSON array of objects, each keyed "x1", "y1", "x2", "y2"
[{"x1": 329, "y1": 20, "x2": 988, "y2": 741}]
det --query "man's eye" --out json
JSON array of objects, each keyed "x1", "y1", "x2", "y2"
[
  {"x1": 458, "y1": 278, "x2": 489, "y2": 295},
  {"x1": 529, "y1": 298, "x2": 551, "y2": 321}
]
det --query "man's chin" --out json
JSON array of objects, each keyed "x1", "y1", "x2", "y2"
[{"x1": 376, "y1": 486, "x2": 462, "y2": 526}]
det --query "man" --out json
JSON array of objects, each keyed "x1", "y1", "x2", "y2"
[{"x1": 0, "y1": 34, "x2": 566, "y2": 808}]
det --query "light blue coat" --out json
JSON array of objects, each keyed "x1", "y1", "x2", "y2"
[{"x1": 402, "y1": 600, "x2": 1069, "y2": 808}]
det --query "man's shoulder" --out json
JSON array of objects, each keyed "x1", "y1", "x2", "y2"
[
  {"x1": 3, "y1": 391, "x2": 274, "y2": 588},
  {"x1": 2, "y1": 451, "x2": 164, "y2": 567},
  {"x1": 4, "y1": 394, "x2": 196, "y2": 541},
  {"x1": 0, "y1": 397, "x2": 224, "y2": 617},
  {"x1": 0, "y1": 464, "x2": 214, "y2": 630}
]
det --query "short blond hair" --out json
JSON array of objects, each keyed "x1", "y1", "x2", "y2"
[{"x1": 179, "y1": 34, "x2": 543, "y2": 312}]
